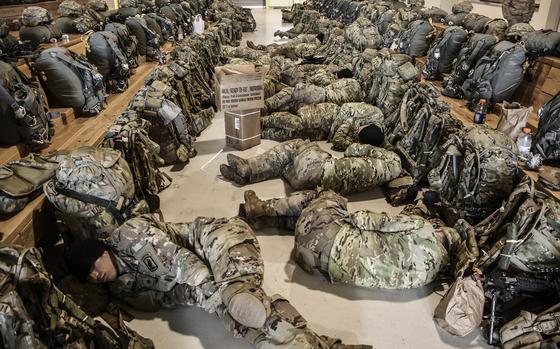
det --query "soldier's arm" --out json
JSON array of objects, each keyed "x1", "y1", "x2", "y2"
[
  {"x1": 350, "y1": 210, "x2": 425, "y2": 234},
  {"x1": 330, "y1": 121, "x2": 354, "y2": 151}
]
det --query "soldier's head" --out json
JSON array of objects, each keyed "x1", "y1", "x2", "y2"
[
  {"x1": 65, "y1": 240, "x2": 118, "y2": 283},
  {"x1": 358, "y1": 124, "x2": 384, "y2": 147}
]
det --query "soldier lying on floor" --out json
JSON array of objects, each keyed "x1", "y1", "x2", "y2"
[
  {"x1": 219, "y1": 140, "x2": 401, "y2": 194},
  {"x1": 261, "y1": 102, "x2": 385, "y2": 151},
  {"x1": 239, "y1": 189, "x2": 459, "y2": 289},
  {"x1": 65, "y1": 214, "x2": 369, "y2": 349},
  {"x1": 265, "y1": 78, "x2": 363, "y2": 113}
]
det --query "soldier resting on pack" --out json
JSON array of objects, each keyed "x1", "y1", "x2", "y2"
[
  {"x1": 239, "y1": 189, "x2": 460, "y2": 289},
  {"x1": 220, "y1": 140, "x2": 401, "y2": 194},
  {"x1": 262, "y1": 102, "x2": 384, "y2": 151},
  {"x1": 65, "y1": 214, "x2": 368, "y2": 349}
]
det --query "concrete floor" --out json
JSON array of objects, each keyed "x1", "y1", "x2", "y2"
[{"x1": 127, "y1": 9, "x2": 490, "y2": 349}]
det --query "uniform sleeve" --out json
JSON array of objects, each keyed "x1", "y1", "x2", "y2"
[
  {"x1": 349, "y1": 210, "x2": 425, "y2": 233},
  {"x1": 330, "y1": 121, "x2": 355, "y2": 151}
]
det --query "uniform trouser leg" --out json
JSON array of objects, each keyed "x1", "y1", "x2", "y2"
[
  {"x1": 245, "y1": 139, "x2": 305, "y2": 183},
  {"x1": 261, "y1": 112, "x2": 303, "y2": 141},
  {"x1": 244, "y1": 190, "x2": 319, "y2": 230},
  {"x1": 321, "y1": 146, "x2": 402, "y2": 194}
]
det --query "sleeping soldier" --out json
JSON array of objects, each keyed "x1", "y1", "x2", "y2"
[
  {"x1": 65, "y1": 214, "x2": 370, "y2": 349},
  {"x1": 239, "y1": 189, "x2": 459, "y2": 289}
]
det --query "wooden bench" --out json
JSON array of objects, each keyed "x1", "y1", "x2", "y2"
[{"x1": 0, "y1": 41, "x2": 173, "y2": 246}]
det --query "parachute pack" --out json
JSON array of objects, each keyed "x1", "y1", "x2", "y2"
[
  {"x1": 125, "y1": 16, "x2": 161, "y2": 61},
  {"x1": 19, "y1": 6, "x2": 62, "y2": 48},
  {"x1": 397, "y1": 19, "x2": 435, "y2": 57},
  {"x1": 462, "y1": 41, "x2": 527, "y2": 110},
  {"x1": 35, "y1": 47, "x2": 106, "y2": 116},
  {"x1": 423, "y1": 26, "x2": 468, "y2": 80},
  {"x1": 532, "y1": 91, "x2": 560, "y2": 162},
  {"x1": 104, "y1": 22, "x2": 139, "y2": 69},
  {"x1": 86, "y1": 31, "x2": 130, "y2": 93},
  {"x1": 0, "y1": 61, "x2": 53, "y2": 149}
]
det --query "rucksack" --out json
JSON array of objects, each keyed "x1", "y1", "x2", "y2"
[
  {"x1": 483, "y1": 18, "x2": 508, "y2": 41},
  {"x1": 35, "y1": 47, "x2": 106, "y2": 116},
  {"x1": 0, "y1": 244, "x2": 155, "y2": 348},
  {"x1": 462, "y1": 13, "x2": 485, "y2": 32},
  {"x1": 103, "y1": 110, "x2": 171, "y2": 210},
  {"x1": 523, "y1": 30, "x2": 560, "y2": 58},
  {"x1": 128, "y1": 85, "x2": 196, "y2": 165},
  {"x1": 462, "y1": 41, "x2": 527, "y2": 110},
  {"x1": 367, "y1": 50, "x2": 420, "y2": 115},
  {"x1": 532, "y1": 91, "x2": 560, "y2": 162},
  {"x1": 423, "y1": 26, "x2": 468, "y2": 80},
  {"x1": 125, "y1": 17, "x2": 161, "y2": 61},
  {"x1": 386, "y1": 84, "x2": 463, "y2": 185},
  {"x1": 397, "y1": 19, "x2": 435, "y2": 57},
  {"x1": 444, "y1": 12, "x2": 467, "y2": 26},
  {"x1": 44, "y1": 147, "x2": 150, "y2": 241},
  {"x1": 144, "y1": 12, "x2": 175, "y2": 41},
  {"x1": 442, "y1": 33, "x2": 497, "y2": 98},
  {"x1": 0, "y1": 61, "x2": 53, "y2": 149},
  {"x1": 87, "y1": 31, "x2": 130, "y2": 93},
  {"x1": 104, "y1": 22, "x2": 139, "y2": 69},
  {"x1": 428, "y1": 126, "x2": 519, "y2": 224}
]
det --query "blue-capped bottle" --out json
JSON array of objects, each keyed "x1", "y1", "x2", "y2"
[{"x1": 473, "y1": 99, "x2": 487, "y2": 124}]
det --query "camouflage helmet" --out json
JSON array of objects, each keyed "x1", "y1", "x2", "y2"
[
  {"x1": 452, "y1": 1, "x2": 473, "y2": 14},
  {"x1": 155, "y1": 0, "x2": 170, "y2": 7},
  {"x1": 87, "y1": 0, "x2": 108, "y2": 12},
  {"x1": 21, "y1": 6, "x2": 53, "y2": 26},
  {"x1": 407, "y1": 0, "x2": 424, "y2": 6},
  {"x1": 58, "y1": 0, "x2": 85, "y2": 17},
  {"x1": 141, "y1": 0, "x2": 155, "y2": 8},
  {"x1": 506, "y1": 22, "x2": 535, "y2": 42},
  {"x1": 120, "y1": 0, "x2": 137, "y2": 8}
]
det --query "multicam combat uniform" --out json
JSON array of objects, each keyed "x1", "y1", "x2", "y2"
[
  {"x1": 243, "y1": 190, "x2": 451, "y2": 289},
  {"x1": 265, "y1": 78, "x2": 363, "y2": 113},
  {"x1": 104, "y1": 214, "x2": 362, "y2": 348},
  {"x1": 262, "y1": 102, "x2": 384, "y2": 151},
  {"x1": 221, "y1": 140, "x2": 401, "y2": 194}
]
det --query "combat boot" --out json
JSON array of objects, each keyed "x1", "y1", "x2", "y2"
[
  {"x1": 227, "y1": 154, "x2": 251, "y2": 178},
  {"x1": 220, "y1": 164, "x2": 248, "y2": 185},
  {"x1": 243, "y1": 190, "x2": 274, "y2": 218}
]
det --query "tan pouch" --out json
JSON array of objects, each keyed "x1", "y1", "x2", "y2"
[{"x1": 496, "y1": 102, "x2": 533, "y2": 140}]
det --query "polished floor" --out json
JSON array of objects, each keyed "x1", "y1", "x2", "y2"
[{"x1": 127, "y1": 9, "x2": 490, "y2": 349}]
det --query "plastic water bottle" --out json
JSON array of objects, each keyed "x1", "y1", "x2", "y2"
[
  {"x1": 516, "y1": 127, "x2": 532, "y2": 157},
  {"x1": 473, "y1": 99, "x2": 487, "y2": 124}
]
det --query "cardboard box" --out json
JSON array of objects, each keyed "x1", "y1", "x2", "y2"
[
  {"x1": 225, "y1": 109, "x2": 261, "y2": 150},
  {"x1": 215, "y1": 64, "x2": 265, "y2": 111}
]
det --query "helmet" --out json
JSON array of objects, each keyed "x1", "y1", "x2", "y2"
[
  {"x1": 58, "y1": 0, "x2": 85, "y2": 17},
  {"x1": 155, "y1": 0, "x2": 170, "y2": 7},
  {"x1": 452, "y1": 1, "x2": 473, "y2": 14},
  {"x1": 120, "y1": 0, "x2": 137, "y2": 8},
  {"x1": 87, "y1": 0, "x2": 109, "y2": 12},
  {"x1": 21, "y1": 6, "x2": 53, "y2": 26},
  {"x1": 506, "y1": 22, "x2": 535, "y2": 42}
]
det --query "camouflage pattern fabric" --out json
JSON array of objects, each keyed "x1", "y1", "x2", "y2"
[
  {"x1": 103, "y1": 111, "x2": 171, "y2": 207},
  {"x1": 21, "y1": 7, "x2": 52, "y2": 27},
  {"x1": 452, "y1": 1, "x2": 473, "y2": 14},
  {"x1": 58, "y1": 0, "x2": 84, "y2": 18},
  {"x1": 502, "y1": 0, "x2": 536, "y2": 25},
  {"x1": 44, "y1": 147, "x2": 149, "y2": 241},
  {"x1": 246, "y1": 190, "x2": 450, "y2": 289},
  {"x1": 506, "y1": 23, "x2": 535, "y2": 43},
  {"x1": 500, "y1": 309, "x2": 560, "y2": 348},
  {"x1": 367, "y1": 49, "x2": 420, "y2": 115},
  {"x1": 329, "y1": 102, "x2": 384, "y2": 150},
  {"x1": 262, "y1": 103, "x2": 341, "y2": 142},
  {"x1": 343, "y1": 17, "x2": 382, "y2": 51},
  {"x1": 428, "y1": 126, "x2": 519, "y2": 224},
  {"x1": 105, "y1": 214, "x2": 367, "y2": 348},
  {"x1": 225, "y1": 139, "x2": 401, "y2": 194},
  {"x1": 0, "y1": 244, "x2": 154, "y2": 349}
]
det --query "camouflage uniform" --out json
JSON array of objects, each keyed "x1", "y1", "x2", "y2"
[
  {"x1": 221, "y1": 140, "x2": 401, "y2": 194},
  {"x1": 262, "y1": 102, "x2": 384, "y2": 151},
  {"x1": 243, "y1": 190, "x2": 452, "y2": 289},
  {"x1": 265, "y1": 79, "x2": 363, "y2": 114},
  {"x1": 105, "y1": 214, "x2": 367, "y2": 348},
  {"x1": 502, "y1": 0, "x2": 536, "y2": 25}
]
